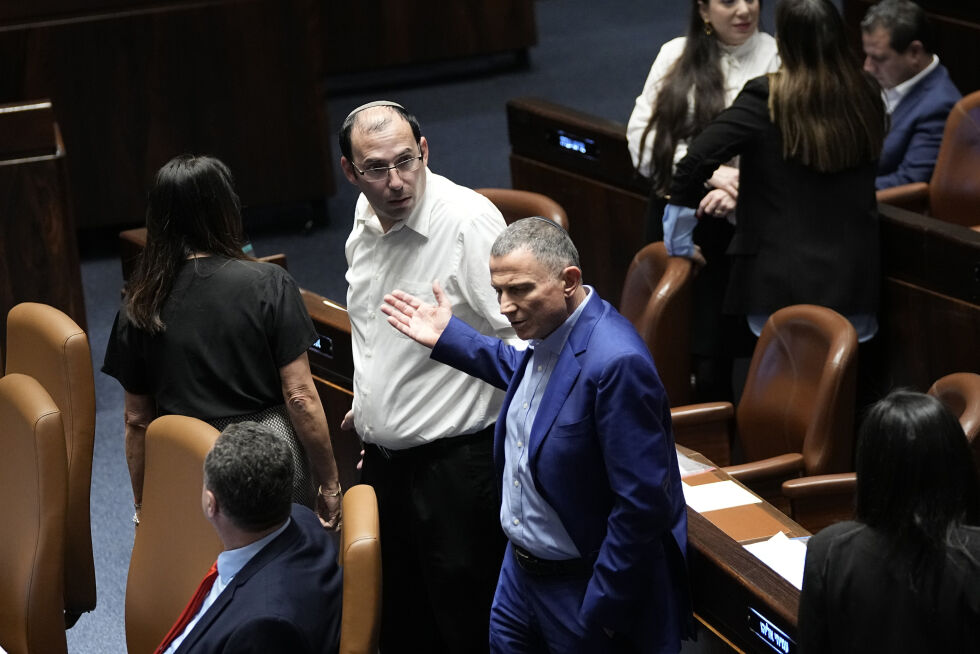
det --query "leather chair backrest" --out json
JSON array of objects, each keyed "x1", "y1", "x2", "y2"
[
  {"x1": 737, "y1": 305, "x2": 858, "y2": 475},
  {"x1": 0, "y1": 374, "x2": 68, "y2": 654},
  {"x1": 126, "y1": 415, "x2": 222, "y2": 654},
  {"x1": 619, "y1": 242, "x2": 694, "y2": 406},
  {"x1": 928, "y1": 90, "x2": 980, "y2": 228},
  {"x1": 475, "y1": 187, "x2": 570, "y2": 230},
  {"x1": 338, "y1": 484, "x2": 381, "y2": 654},
  {"x1": 927, "y1": 371, "x2": 980, "y2": 474},
  {"x1": 5, "y1": 302, "x2": 97, "y2": 618}
]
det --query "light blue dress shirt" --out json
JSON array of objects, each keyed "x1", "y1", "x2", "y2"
[
  {"x1": 163, "y1": 518, "x2": 291, "y2": 654},
  {"x1": 501, "y1": 288, "x2": 595, "y2": 560}
]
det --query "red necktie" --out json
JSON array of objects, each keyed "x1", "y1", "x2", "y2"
[{"x1": 154, "y1": 561, "x2": 219, "y2": 654}]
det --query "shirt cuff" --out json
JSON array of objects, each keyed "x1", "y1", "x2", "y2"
[{"x1": 663, "y1": 204, "x2": 698, "y2": 257}]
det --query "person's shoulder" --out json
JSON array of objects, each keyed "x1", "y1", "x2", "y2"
[
  {"x1": 808, "y1": 520, "x2": 866, "y2": 553},
  {"x1": 426, "y1": 171, "x2": 505, "y2": 229},
  {"x1": 659, "y1": 36, "x2": 687, "y2": 59}
]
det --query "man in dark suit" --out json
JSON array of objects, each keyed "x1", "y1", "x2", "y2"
[
  {"x1": 158, "y1": 422, "x2": 342, "y2": 654},
  {"x1": 382, "y1": 217, "x2": 691, "y2": 653},
  {"x1": 861, "y1": 0, "x2": 962, "y2": 189}
]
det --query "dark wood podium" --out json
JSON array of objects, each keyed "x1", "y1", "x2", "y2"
[{"x1": 0, "y1": 100, "x2": 86, "y2": 362}]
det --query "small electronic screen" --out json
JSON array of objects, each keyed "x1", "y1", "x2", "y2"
[
  {"x1": 747, "y1": 608, "x2": 795, "y2": 654},
  {"x1": 549, "y1": 129, "x2": 599, "y2": 159},
  {"x1": 309, "y1": 334, "x2": 334, "y2": 359}
]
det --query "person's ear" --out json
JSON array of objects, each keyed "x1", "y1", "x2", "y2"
[
  {"x1": 561, "y1": 266, "x2": 582, "y2": 297},
  {"x1": 420, "y1": 136, "x2": 429, "y2": 167},
  {"x1": 698, "y1": 1, "x2": 710, "y2": 24},
  {"x1": 341, "y1": 157, "x2": 359, "y2": 186},
  {"x1": 204, "y1": 489, "x2": 218, "y2": 519}
]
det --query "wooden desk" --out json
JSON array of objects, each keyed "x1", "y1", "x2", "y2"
[
  {"x1": 0, "y1": 100, "x2": 86, "y2": 351},
  {"x1": 681, "y1": 448, "x2": 807, "y2": 653}
]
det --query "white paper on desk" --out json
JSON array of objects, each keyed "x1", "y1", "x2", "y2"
[
  {"x1": 675, "y1": 450, "x2": 715, "y2": 477},
  {"x1": 743, "y1": 530, "x2": 807, "y2": 590},
  {"x1": 681, "y1": 479, "x2": 762, "y2": 513}
]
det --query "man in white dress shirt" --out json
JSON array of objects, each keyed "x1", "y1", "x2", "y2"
[{"x1": 338, "y1": 100, "x2": 516, "y2": 654}]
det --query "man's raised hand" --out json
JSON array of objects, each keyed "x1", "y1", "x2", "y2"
[{"x1": 381, "y1": 280, "x2": 453, "y2": 348}]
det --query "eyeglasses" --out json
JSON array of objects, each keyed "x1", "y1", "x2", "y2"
[{"x1": 350, "y1": 148, "x2": 423, "y2": 183}]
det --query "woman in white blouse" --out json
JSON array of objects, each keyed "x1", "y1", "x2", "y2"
[{"x1": 626, "y1": 0, "x2": 779, "y2": 400}]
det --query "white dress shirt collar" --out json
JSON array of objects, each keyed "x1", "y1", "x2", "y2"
[{"x1": 884, "y1": 54, "x2": 939, "y2": 114}]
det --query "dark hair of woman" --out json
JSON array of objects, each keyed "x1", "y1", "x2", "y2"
[
  {"x1": 769, "y1": 0, "x2": 885, "y2": 172},
  {"x1": 855, "y1": 390, "x2": 980, "y2": 596},
  {"x1": 639, "y1": 0, "x2": 729, "y2": 196},
  {"x1": 125, "y1": 155, "x2": 248, "y2": 333}
]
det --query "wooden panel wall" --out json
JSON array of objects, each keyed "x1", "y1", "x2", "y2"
[
  {"x1": 323, "y1": 0, "x2": 537, "y2": 75},
  {"x1": 0, "y1": 0, "x2": 333, "y2": 229}
]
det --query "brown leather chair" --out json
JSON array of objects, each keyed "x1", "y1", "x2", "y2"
[
  {"x1": 671, "y1": 305, "x2": 858, "y2": 511},
  {"x1": 618, "y1": 242, "x2": 694, "y2": 406},
  {"x1": 475, "y1": 187, "x2": 570, "y2": 230},
  {"x1": 0, "y1": 374, "x2": 68, "y2": 654},
  {"x1": 783, "y1": 371, "x2": 980, "y2": 532},
  {"x1": 876, "y1": 90, "x2": 980, "y2": 231},
  {"x1": 5, "y1": 302, "x2": 97, "y2": 625},
  {"x1": 125, "y1": 415, "x2": 223, "y2": 654},
  {"x1": 338, "y1": 484, "x2": 382, "y2": 654}
]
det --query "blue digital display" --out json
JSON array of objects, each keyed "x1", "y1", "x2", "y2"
[
  {"x1": 558, "y1": 133, "x2": 588, "y2": 154},
  {"x1": 552, "y1": 129, "x2": 597, "y2": 158},
  {"x1": 747, "y1": 608, "x2": 795, "y2": 654}
]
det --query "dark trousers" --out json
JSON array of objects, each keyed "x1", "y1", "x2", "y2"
[
  {"x1": 360, "y1": 427, "x2": 505, "y2": 654},
  {"x1": 490, "y1": 544, "x2": 643, "y2": 654}
]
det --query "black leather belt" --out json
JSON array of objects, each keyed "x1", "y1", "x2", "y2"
[
  {"x1": 512, "y1": 544, "x2": 591, "y2": 577},
  {"x1": 371, "y1": 424, "x2": 494, "y2": 460}
]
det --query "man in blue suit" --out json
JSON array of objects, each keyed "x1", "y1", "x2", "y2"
[
  {"x1": 382, "y1": 217, "x2": 691, "y2": 653},
  {"x1": 862, "y1": 0, "x2": 961, "y2": 190},
  {"x1": 159, "y1": 422, "x2": 342, "y2": 654}
]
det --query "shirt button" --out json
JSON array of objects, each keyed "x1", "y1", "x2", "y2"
[
  {"x1": 513, "y1": 480, "x2": 520, "y2": 487},
  {"x1": 537, "y1": 365, "x2": 543, "y2": 372},
  {"x1": 517, "y1": 441, "x2": 523, "y2": 448},
  {"x1": 522, "y1": 402, "x2": 529, "y2": 409},
  {"x1": 512, "y1": 518, "x2": 520, "y2": 526}
]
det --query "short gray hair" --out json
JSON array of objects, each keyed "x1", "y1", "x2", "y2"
[
  {"x1": 861, "y1": 0, "x2": 933, "y2": 54},
  {"x1": 490, "y1": 217, "x2": 580, "y2": 277}
]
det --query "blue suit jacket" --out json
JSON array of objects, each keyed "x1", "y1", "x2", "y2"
[
  {"x1": 877, "y1": 62, "x2": 961, "y2": 190},
  {"x1": 432, "y1": 292, "x2": 692, "y2": 652},
  {"x1": 174, "y1": 505, "x2": 342, "y2": 654}
]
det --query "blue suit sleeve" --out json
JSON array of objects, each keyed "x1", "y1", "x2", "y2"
[
  {"x1": 431, "y1": 316, "x2": 523, "y2": 390},
  {"x1": 875, "y1": 102, "x2": 954, "y2": 189},
  {"x1": 663, "y1": 204, "x2": 698, "y2": 257}
]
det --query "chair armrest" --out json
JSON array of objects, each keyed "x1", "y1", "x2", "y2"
[
  {"x1": 781, "y1": 472, "x2": 857, "y2": 499},
  {"x1": 670, "y1": 402, "x2": 734, "y2": 466},
  {"x1": 876, "y1": 182, "x2": 929, "y2": 213},
  {"x1": 723, "y1": 452, "x2": 805, "y2": 484}
]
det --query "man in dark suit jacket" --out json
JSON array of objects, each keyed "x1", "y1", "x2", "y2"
[
  {"x1": 158, "y1": 422, "x2": 342, "y2": 654},
  {"x1": 861, "y1": 0, "x2": 962, "y2": 189},
  {"x1": 382, "y1": 217, "x2": 691, "y2": 653}
]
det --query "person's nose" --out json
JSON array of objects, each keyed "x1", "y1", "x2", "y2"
[
  {"x1": 863, "y1": 56, "x2": 875, "y2": 74},
  {"x1": 735, "y1": 1, "x2": 750, "y2": 17},
  {"x1": 498, "y1": 294, "x2": 515, "y2": 316},
  {"x1": 387, "y1": 167, "x2": 404, "y2": 190}
]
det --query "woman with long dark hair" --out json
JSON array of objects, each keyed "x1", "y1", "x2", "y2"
[
  {"x1": 628, "y1": 0, "x2": 779, "y2": 400},
  {"x1": 798, "y1": 390, "x2": 980, "y2": 651},
  {"x1": 103, "y1": 155, "x2": 342, "y2": 528},
  {"x1": 666, "y1": 0, "x2": 885, "y2": 340}
]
